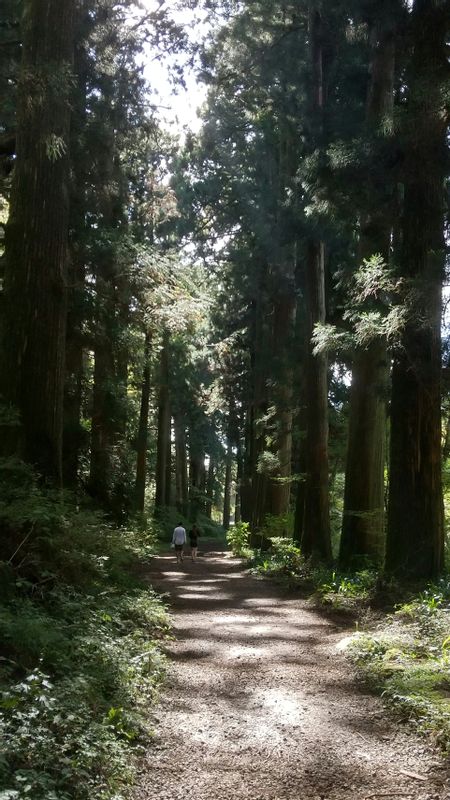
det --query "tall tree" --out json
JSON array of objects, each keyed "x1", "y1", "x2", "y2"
[
  {"x1": 385, "y1": 0, "x2": 448, "y2": 578},
  {"x1": 2, "y1": 0, "x2": 74, "y2": 483},
  {"x1": 339, "y1": 7, "x2": 397, "y2": 568},
  {"x1": 154, "y1": 330, "x2": 171, "y2": 515},
  {"x1": 301, "y1": 6, "x2": 331, "y2": 560},
  {"x1": 134, "y1": 331, "x2": 152, "y2": 511}
]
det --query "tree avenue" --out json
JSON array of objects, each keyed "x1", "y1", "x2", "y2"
[
  {"x1": 0, "y1": 0, "x2": 449, "y2": 569},
  {"x1": 0, "y1": 1, "x2": 450, "y2": 797}
]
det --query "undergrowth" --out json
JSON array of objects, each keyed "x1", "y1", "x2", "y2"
[
  {"x1": 348, "y1": 580, "x2": 450, "y2": 754},
  {"x1": 0, "y1": 457, "x2": 169, "y2": 800}
]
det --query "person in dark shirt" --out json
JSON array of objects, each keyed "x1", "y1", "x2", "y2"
[{"x1": 188, "y1": 524, "x2": 200, "y2": 562}]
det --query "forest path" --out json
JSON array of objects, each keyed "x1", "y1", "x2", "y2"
[{"x1": 133, "y1": 544, "x2": 449, "y2": 800}]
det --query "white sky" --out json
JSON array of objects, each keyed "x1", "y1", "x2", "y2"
[{"x1": 133, "y1": 1, "x2": 212, "y2": 134}]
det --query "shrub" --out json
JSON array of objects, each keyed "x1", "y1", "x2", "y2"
[
  {"x1": 249, "y1": 536, "x2": 304, "y2": 584},
  {"x1": 226, "y1": 522, "x2": 250, "y2": 556},
  {"x1": 0, "y1": 458, "x2": 169, "y2": 800}
]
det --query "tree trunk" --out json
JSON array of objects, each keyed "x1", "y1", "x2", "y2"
[
  {"x1": 164, "y1": 413, "x2": 173, "y2": 508},
  {"x1": 301, "y1": 7, "x2": 331, "y2": 560},
  {"x1": 443, "y1": 412, "x2": 450, "y2": 461},
  {"x1": 89, "y1": 309, "x2": 116, "y2": 506},
  {"x1": 302, "y1": 240, "x2": 331, "y2": 559},
  {"x1": 240, "y1": 407, "x2": 253, "y2": 523},
  {"x1": 88, "y1": 112, "x2": 127, "y2": 514},
  {"x1": 174, "y1": 414, "x2": 189, "y2": 516},
  {"x1": 266, "y1": 287, "x2": 296, "y2": 519},
  {"x1": 243, "y1": 266, "x2": 269, "y2": 530},
  {"x1": 205, "y1": 456, "x2": 215, "y2": 519},
  {"x1": 134, "y1": 332, "x2": 151, "y2": 512},
  {"x1": 2, "y1": 0, "x2": 74, "y2": 484},
  {"x1": 223, "y1": 441, "x2": 232, "y2": 530},
  {"x1": 189, "y1": 448, "x2": 204, "y2": 521},
  {"x1": 340, "y1": 22, "x2": 395, "y2": 568},
  {"x1": 340, "y1": 343, "x2": 388, "y2": 566},
  {"x1": 234, "y1": 448, "x2": 243, "y2": 524},
  {"x1": 293, "y1": 404, "x2": 307, "y2": 545},
  {"x1": 63, "y1": 34, "x2": 88, "y2": 488},
  {"x1": 386, "y1": 0, "x2": 446, "y2": 579},
  {"x1": 63, "y1": 306, "x2": 84, "y2": 487},
  {"x1": 154, "y1": 331, "x2": 170, "y2": 515},
  {"x1": 293, "y1": 256, "x2": 307, "y2": 545}
]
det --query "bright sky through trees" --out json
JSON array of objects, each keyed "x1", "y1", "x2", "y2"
[{"x1": 138, "y1": 0, "x2": 210, "y2": 133}]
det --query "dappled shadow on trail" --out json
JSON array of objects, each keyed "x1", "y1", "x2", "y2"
[{"x1": 133, "y1": 544, "x2": 450, "y2": 800}]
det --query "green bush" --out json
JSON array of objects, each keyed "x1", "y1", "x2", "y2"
[
  {"x1": 0, "y1": 458, "x2": 169, "y2": 800},
  {"x1": 226, "y1": 522, "x2": 250, "y2": 556},
  {"x1": 249, "y1": 536, "x2": 304, "y2": 584}
]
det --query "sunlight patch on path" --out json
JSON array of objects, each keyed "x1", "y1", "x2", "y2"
[
  {"x1": 254, "y1": 688, "x2": 304, "y2": 727},
  {"x1": 133, "y1": 552, "x2": 449, "y2": 800}
]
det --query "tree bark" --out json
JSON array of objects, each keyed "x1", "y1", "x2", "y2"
[
  {"x1": 249, "y1": 272, "x2": 271, "y2": 532},
  {"x1": 293, "y1": 402, "x2": 307, "y2": 544},
  {"x1": 89, "y1": 303, "x2": 116, "y2": 506},
  {"x1": 240, "y1": 406, "x2": 253, "y2": 523},
  {"x1": 154, "y1": 331, "x2": 170, "y2": 515},
  {"x1": 266, "y1": 285, "x2": 296, "y2": 520},
  {"x1": 340, "y1": 343, "x2": 388, "y2": 566},
  {"x1": 174, "y1": 413, "x2": 188, "y2": 516},
  {"x1": 386, "y1": 0, "x2": 447, "y2": 579},
  {"x1": 134, "y1": 332, "x2": 151, "y2": 512},
  {"x1": 63, "y1": 305, "x2": 84, "y2": 487},
  {"x1": 88, "y1": 112, "x2": 127, "y2": 512},
  {"x1": 301, "y1": 7, "x2": 331, "y2": 560},
  {"x1": 164, "y1": 412, "x2": 173, "y2": 508},
  {"x1": 302, "y1": 240, "x2": 331, "y2": 559},
  {"x1": 234, "y1": 447, "x2": 243, "y2": 524},
  {"x1": 205, "y1": 456, "x2": 215, "y2": 519},
  {"x1": 63, "y1": 33, "x2": 88, "y2": 488},
  {"x1": 223, "y1": 441, "x2": 233, "y2": 530},
  {"x1": 2, "y1": 0, "x2": 74, "y2": 484},
  {"x1": 189, "y1": 447, "x2": 204, "y2": 521},
  {"x1": 340, "y1": 21, "x2": 395, "y2": 568}
]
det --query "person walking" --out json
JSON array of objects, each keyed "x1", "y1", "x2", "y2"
[
  {"x1": 189, "y1": 524, "x2": 200, "y2": 562},
  {"x1": 172, "y1": 522, "x2": 186, "y2": 564}
]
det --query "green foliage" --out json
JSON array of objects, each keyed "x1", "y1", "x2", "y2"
[
  {"x1": 316, "y1": 569, "x2": 377, "y2": 609},
  {"x1": 155, "y1": 506, "x2": 225, "y2": 544},
  {"x1": 45, "y1": 133, "x2": 67, "y2": 162},
  {"x1": 313, "y1": 255, "x2": 406, "y2": 356},
  {"x1": 347, "y1": 582, "x2": 450, "y2": 753},
  {"x1": 252, "y1": 537, "x2": 304, "y2": 580},
  {"x1": 260, "y1": 513, "x2": 294, "y2": 540},
  {"x1": 329, "y1": 472, "x2": 345, "y2": 558},
  {"x1": 226, "y1": 522, "x2": 250, "y2": 557},
  {"x1": 0, "y1": 460, "x2": 169, "y2": 800}
]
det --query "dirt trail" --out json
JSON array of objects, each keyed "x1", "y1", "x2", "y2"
[{"x1": 133, "y1": 545, "x2": 449, "y2": 800}]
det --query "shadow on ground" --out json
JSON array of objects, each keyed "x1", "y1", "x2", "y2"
[{"x1": 132, "y1": 544, "x2": 449, "y2": 800}]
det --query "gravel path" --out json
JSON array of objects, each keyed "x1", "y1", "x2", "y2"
[{"x1": 133, "y1": 545, "x2": 450, "y2": 800}]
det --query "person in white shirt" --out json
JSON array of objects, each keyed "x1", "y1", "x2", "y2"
[{"x1": 172, "y1": 523, "x2": 186, "y2": 563}]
